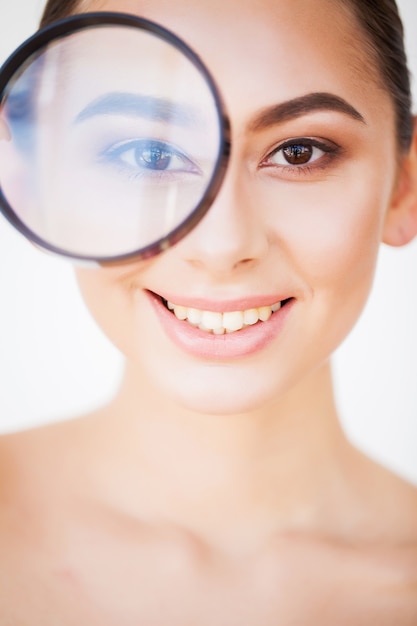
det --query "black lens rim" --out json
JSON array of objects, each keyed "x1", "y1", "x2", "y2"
[{"x1": 0, "y1": 12, "x2": 230, "y2": 265}]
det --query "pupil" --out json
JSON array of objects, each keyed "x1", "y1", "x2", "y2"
[
  {"x1": 137, "y1": 144, "x2": 171, "y2": 170},
  {"x1": 283, "y1": 144, "x2": 312, "y2": 165}
]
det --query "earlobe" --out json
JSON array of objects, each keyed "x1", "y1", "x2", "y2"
[{"x1": 383, "y1": 117, "x2": 417, "y2": 247}]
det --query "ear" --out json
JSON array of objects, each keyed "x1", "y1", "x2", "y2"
[{"x1": 383, "y1": 117, "x2": 417, "y2": 247}]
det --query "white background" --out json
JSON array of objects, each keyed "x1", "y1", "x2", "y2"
[{"x1": 0, "y1": 1, "x2": 417, "y2": 484}]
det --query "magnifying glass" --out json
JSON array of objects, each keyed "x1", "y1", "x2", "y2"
[{"x1": 0, "y1": 13, "x2": 230, "y2": 263}]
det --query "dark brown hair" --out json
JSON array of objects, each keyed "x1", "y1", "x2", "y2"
[
  {"x1": 40, "y1": 0, "x2": 81, "y2": 27},
  {"x1": 343, "y1": 0, "x2": 413, "y2": 150},
  {"x1": 40, "y1": 0, "x2": 413, "y2": 151}
]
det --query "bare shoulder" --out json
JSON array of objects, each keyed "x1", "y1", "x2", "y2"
[
  {"x1": 0, "y1": 413, "x2": 109, "y2": 618},
  {"x1": 0, "y1": 410, "x2": 108, "y2": 524},
  {"x1": 0, "y1": 416, "x2": 88, "y2": 485},
  {"x1": 323, "y1": 445, "x2": 417, "y2": 621},
  {"x1": 347, "y1": 445, "x2": 417, "y2": 543}
]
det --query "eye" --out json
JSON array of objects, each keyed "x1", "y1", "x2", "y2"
[
  {"x1": 279, "y1": 143, "x2": 320, "y2": 166},
  {"x1": 100, "y1": 138, "x2": 201, "y2": 178},
  {"x1": 260, "y1": 137, "x2": 340, "y2": 174}
]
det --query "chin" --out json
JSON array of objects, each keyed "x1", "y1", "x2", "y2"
[{"x1": 146, "y1": 360, "x2": 288, "y2": 417}]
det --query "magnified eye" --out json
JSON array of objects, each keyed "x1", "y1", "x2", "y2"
[
  {"x1": 0, "y1": 15, "x2": 228, "y2": 261},
  {"x1": 101, "y1": 138, "x2": 201, "y2": 177}
]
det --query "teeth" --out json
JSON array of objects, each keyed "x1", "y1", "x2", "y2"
[
  {"x1": 222, "y1": 311, "x2": 244, "y2": 332},
  {"x1": 172, "y1": 304, "x2": 187, "y2": 320},
  {"x1": 186, "y1": 308, "x2": 202, "y2": 326},
  {"x1": 199, "y1": 310, "x2": 224, "y2": 331},
  {"x1": 165, "y1": 299, "x2": 282, "y2": 334},
  {"x1": 243, "y1": 308, "x2": 259, "y2": 325}
]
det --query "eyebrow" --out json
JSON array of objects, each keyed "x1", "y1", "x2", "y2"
[
  {"x1": 74, "y1": 92, "x2": 199, "y2": 127},
  {"x1": 248, "y1": 92, "x2": 366, "y2": 132}
]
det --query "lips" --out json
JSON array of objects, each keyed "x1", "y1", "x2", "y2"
[{"x1": 147, "y1": 291, "x2": 294, "y2": 359}]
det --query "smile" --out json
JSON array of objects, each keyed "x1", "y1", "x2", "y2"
[
  {"x1": 148, "y1": 292, "x2": 295, "y2": 359},
  {"x1": 163, "y1": 299, "x2": 283, "y2": 334}
]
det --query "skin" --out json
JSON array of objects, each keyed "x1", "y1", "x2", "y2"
[{"x1": 1, "y1": 0, "x2": 417, "y2": 623}]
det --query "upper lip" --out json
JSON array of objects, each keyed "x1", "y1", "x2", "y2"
[{"x1": 149, "y1": 290, "x2": 292, "y2": 312}]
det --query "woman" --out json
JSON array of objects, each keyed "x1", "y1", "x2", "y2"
[{"x1": 0, "y1": 0, "x2": 416, "y2": 623}]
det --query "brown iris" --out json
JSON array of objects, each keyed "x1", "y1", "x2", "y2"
[{"x1": 282, "y1": 143, "x2": 313, "y2": 165}]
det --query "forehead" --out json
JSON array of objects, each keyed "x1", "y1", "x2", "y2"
[
  {"x1": 82, "y1": 0, "x2": 391, "y2": 131},
  {"x1": 86, "y1": 0, "x2": 363, "y2": 72}
]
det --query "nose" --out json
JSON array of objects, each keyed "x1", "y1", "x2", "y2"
[{"x1": 179, "y1": 160, "x2": 270, "y2": 275}]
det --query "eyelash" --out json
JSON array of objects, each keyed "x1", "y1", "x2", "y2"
[
  {"x1": 259, "y1": 137, "x2": 341, "y2": 177},
  {"x1": 98, "y1": 138, "x2": 201, "y2": 182}
]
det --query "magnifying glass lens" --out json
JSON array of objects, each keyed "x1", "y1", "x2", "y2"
[{"x1": 0, "y1": 16, "x2": 227, "y2": 261}]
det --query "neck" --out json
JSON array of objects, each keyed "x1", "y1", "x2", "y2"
[{"x1": 88, "y1": 359, "x2": 350, "y2": 551}]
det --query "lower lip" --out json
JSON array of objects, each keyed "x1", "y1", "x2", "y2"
[{"x1": 147, "y1": 292, "x2": 294, "y2": 360}]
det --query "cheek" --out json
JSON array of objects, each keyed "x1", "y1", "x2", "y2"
[
  {"x1": 74, "y1": 265, "x2": 143, "y2": 358},
  {"x1": 303, "y1": 202, "x2": 380, "y2": 297},
  {"x1": 266, "y1": 170, "x2": 391, "y2": 291},
  {"x1": 260, "y1": 167, "x2": 394, "y2": 353}
]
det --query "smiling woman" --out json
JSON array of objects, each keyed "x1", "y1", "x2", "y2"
[{"x1": 0, "y1": 0, "x2": 417, "y2": 624}]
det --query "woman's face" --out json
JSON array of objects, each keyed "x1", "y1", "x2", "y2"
[{"x1": 75, "y1": 0, "x2": 400, "y2": 414}]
